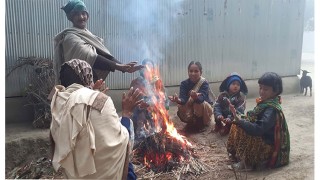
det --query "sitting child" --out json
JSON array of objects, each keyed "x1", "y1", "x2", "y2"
[
  {"x1": 212, "y1": 73, "x2": 248, "y2": 136},
  {"x1": 168, "y1": 61, "x2": 214, "y2": 131},
  {"x1": 227, "y1": 72, "x2": 290, "y2": 170}
]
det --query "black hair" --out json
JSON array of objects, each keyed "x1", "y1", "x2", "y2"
[
  {"x1": 60, "y1": 65, "x2": 83, "y2": 87},
  {"x1": 140, "y1": 59, "x2": 155, "y2": 77},
  {"x1": 258, "y1": 72, "x2": 283, "y2": 95},
  {"x1": 188, "y1": 61, "x2": 202, "y2": 73},
  {"x1": 142, "y1": 59, "x2": 155, "y2": 66}
]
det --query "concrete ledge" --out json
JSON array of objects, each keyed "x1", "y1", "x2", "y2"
[{"x1": 6, "y1": 97, "x2": 34, "y2": 124}]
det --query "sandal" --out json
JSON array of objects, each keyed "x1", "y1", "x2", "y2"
[{"x1": 228, "y1": 161, "x2": 252, "y2": 172}]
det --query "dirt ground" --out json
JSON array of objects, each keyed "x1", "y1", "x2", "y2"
[
  {"x1": 5, "y1": 92, "x2": 314, "y2": 179},
  {"x1": 5, "y1": 56, "x2": 315, "y2": 179},
  {"x1": 165, "y1": 93, "x2": 314, "y2": 180}
]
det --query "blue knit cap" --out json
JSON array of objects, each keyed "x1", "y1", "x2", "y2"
[
  {"x1": 61, "y1": 0, "x2": 88, "y2": 15},
  {"x1": 219, "y1": 73, "x2": 248, "y2": 94},
  {"x1": 227, "y1": 75, "x2": 242, "y2": 88}
]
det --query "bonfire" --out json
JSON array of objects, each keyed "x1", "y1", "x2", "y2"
[{"x1": 133, "y1": 63, "x2": 210, "y2": 177}]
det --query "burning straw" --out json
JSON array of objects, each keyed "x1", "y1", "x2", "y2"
[
  {"x1": 132, "y1": 62, "x2": 211, "y2": 177},
  {"x1": 133, "y1": 132, "x2": 211, "y2": 176}
]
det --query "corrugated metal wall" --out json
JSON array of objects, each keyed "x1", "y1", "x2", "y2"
[{"x1": 5, "y1": 0, "x2": 305, "y2": 97}]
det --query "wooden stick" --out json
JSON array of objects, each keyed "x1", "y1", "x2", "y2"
[{"x1": 135, "y1": 166, "x2": 146, "y2": 173}]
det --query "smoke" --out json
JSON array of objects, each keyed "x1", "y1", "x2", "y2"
[
  {"x1": 103, "y1": 0, "x2": 187, "y2": 140},
  {"x1": 106, "y1": 0, "x2": 185, "y2": 64}
]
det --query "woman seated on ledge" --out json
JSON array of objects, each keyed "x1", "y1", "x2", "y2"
[{"x1": 226, "y1": 72, "x2": 290, "y2": 171}]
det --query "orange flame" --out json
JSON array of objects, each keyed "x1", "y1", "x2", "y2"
[
  {"x1": 139, "y1": 62, "x2": 194, "y2": 170},
  {"x1": 144, "y1": 156, "x2": 151, "y2": 168},
  {"x1": 144, "y1": 64, "x2": 192, "y2": 147}
]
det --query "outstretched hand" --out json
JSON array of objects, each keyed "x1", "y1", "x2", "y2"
[
  {"x1": 222, "y1": 97, "x2": 240, "y2": 123},
  {"x1": 116, "y1": 61, "x2": 145, "y2": 73},
  {"x1": 127, "y1": 61, "x2": 145, "y2": 73},
  {"x1": 228, "y1": 102, "x2": 240, "y2": 122},
  {"x1": 116, "y1": 63, "x2": 132, "y2": 73},
  {"x1": 190, "y1": 90, "x2": 201, "y2": 100},
  {"x1": 229, "y1": 104, "x2": 236, "y2": 117},
  {"x1": 91, "y1": 79, "x2": 109, "y2": 94},
  {"x1": 168, "y1": 93, "x2": 180, "y2": 104},
  {"x1": 222, "y1": 117, "x2": 232, "y2": 125},
  {"x1": 122, "y1": 87, "x2": 144, "y2": 118},
  {"x1": 216, "y1": 115, "x2": 224, "y2": 122}
]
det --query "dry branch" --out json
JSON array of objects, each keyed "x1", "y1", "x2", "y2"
[{"x1": 6, "y1": 57, "x2": 54, "y2": 128}]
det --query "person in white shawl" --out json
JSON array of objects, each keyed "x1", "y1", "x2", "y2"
[
  {"x1": 54, "y1": 0, "x2": 144, "y2": 84},
  {"x1": 50, "y1": 59, "x2": 144, "y2": 179}
]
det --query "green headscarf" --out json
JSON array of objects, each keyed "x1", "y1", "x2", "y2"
[{"x1": 61, "y1": 0, "x2": 88, "y2": 16}]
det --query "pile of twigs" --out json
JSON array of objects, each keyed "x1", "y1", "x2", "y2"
[
  {"x1": 6, "y1": 157, "x2": 63, "y2": 179},
  {"x1": 6, "y1": 57, "x2": 54, "y2": 128},
  {"x1": 133, "y1": 132, "x2": 211, "y2": 178},
  {"x1": 134, "y1": 156, "x2": 211, "y2": 179}
]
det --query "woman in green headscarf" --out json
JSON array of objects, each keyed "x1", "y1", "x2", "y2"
[
  {"x1": 227, "y1": 72, "x2": 290, "y2": 171},
  {"x1": 54, "y1": 0, "x2": 144, "y2": 84}
]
